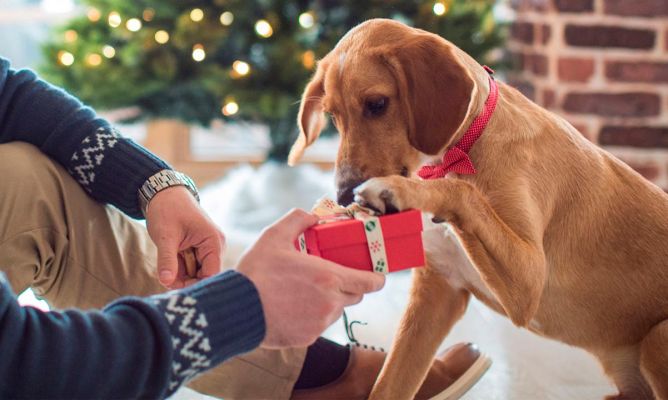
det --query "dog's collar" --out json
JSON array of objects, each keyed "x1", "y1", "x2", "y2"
[{"x1": 417, "y1": 66, "x2": 498, "y2": 179}]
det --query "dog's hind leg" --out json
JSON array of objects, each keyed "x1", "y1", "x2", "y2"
[
  {"x1": 368, "y1": 265, "x2": 470, "y2": 400},
  {"x1": 640, "y1": 319, "x2": 668, "y2": 400}
]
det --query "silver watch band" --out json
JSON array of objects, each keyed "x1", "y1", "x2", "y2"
[{"x1": 138, "y1": 170, "x2": 200, "y2": 216}]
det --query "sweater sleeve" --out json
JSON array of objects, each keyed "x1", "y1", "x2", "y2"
[
  {"x1": 0, "y1": 57, "x2": 170, "y2": 219},
  {"x1": 0, "y1": 270, "x2": 266, "y2": 399}
]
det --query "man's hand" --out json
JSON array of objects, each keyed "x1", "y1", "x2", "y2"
[
  {"x1": 146, "y1": 186, "x2": 225, "y2": 289},
  {"x1": 236, "y1": 209, "x2": 386, "y2": 348}
]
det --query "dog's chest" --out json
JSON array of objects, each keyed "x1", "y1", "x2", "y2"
[{"x1": 421, "y1": 220, "x2": 499, "y2": 307}]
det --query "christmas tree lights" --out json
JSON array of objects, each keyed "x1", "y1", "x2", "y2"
[{"x1": 41, "y1": 0, "x2": 505, "y2": 161}]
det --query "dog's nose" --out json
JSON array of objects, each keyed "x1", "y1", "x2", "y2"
[{"x1": 336, "y1": 178, "x2": 366, "y2": 206}]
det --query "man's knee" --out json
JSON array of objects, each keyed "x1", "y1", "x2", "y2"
[
  {"x1": 0, "y1": 141, "x2": 76, "y2": 238},
  {"x1": 0, "y1": 143, "x2": 71, "y2": 292},
  {"x1": 0, "y1": 142, "x2": 59, "y2": 189}
]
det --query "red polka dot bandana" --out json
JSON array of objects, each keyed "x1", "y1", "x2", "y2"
[{"x1": 418, "y1": 66, "x2": 499, "y2": 179}]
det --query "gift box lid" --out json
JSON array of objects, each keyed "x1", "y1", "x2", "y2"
[{"x1": 304, "y1": 209, "x2": 423, "y2": 250}]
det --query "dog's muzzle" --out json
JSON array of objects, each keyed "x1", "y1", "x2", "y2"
[{"x1": 336, "y1": 176, "x2": 366, "y2": 206}]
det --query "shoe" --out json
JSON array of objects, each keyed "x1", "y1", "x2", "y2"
[{"x1": 290, "y1": 342, "x2": 491, "y2": 400}]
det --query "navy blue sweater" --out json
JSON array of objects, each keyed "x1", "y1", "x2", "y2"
[{"x1": 0, "y1": 58, "x2": 266, "y2": 399}]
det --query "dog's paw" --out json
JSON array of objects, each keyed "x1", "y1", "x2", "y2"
[{"x1": 353, "y1": 176, "x2": 411, "y2": 215}]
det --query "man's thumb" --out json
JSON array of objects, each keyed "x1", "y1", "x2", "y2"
[
  {"x1": 157, "y1": 242, "x2": 178, "y2": 286},
  {"x1": 274, "y1": 208, "x2": 319, "y2": 239}
]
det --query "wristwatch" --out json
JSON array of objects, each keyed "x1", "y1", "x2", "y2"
[{"x1": 138, "y1": 170, "x2": 200, "y2": 216}]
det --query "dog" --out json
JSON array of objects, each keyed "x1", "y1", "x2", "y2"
[{"x1": 288, "y1": 19, "x2": 668, "y2": 400}]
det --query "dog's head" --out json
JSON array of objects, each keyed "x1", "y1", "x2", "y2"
[{"x1": 289, "y1": 19, "x2": 491, "y2": 205}]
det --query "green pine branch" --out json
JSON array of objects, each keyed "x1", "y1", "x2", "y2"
[{"x1": 41, "y1": 0, "x2": 506, "y2": 161}]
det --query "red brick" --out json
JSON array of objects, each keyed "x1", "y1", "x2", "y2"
[
  {"x1": 558, "y1": 57, "x2": 595, "y2": 82},
  {"x1": 599, "y1": 126, "x2": 668, "y2": 148},
  {"x1": 569, "y1": 122, "x2": 591, "y2": 140},
  {"x1": 542, "y1": 89, "x2": 556, "y2": 108},
  {"x1": 563, "y1": 93, "x2": 660, "y2": 117},
  {"x1": 527, "y1": 53, "x2": 549, "y2": 76},
  {"x1": 554, "y1": 0, "x2": 594, "y2": 12},
  {"x1": 624, "y1": 161, "x2": 661, "y2": 181},
  {"x1": 604, "y1": 0, "x2": 668, "y2": 17},
  {"x1": 511, "y1": 0, "x2": 550, "y2": 11},
  {"x1": 511, "y1": 21, "x2": 534, "y2": 45},
  {"x1": 565, "y1": 25, "x2": 656, "y2": 49},
  {"x1": 606, "y1": 61, "x2": 668, "y2": 83},
  {"x1": 508, "y1": 78, "x2": 536, "y2": 101},
  {"x1": 535, "y1": 0, "x2": 550, "y2": 11}
]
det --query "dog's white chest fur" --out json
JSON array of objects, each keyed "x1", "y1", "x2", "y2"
[{"x1": 421, "y1": 217, "x2": 498, "y2": 305}]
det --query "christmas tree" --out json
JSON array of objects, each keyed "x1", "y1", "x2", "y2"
[{"x1": 41, "y1": 0, "x2": 505, "y2": 161}]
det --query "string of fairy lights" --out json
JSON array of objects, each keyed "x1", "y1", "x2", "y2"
[{"x1": 55, "y1": 2, "x2": 451, "y2": 117}]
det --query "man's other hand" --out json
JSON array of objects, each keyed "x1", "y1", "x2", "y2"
[{"x1": 146, "y1": 186, "x2": 225, "y2": 289}]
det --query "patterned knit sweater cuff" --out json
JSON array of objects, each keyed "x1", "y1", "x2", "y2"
[
  {"x1": 66, "y1": 126, "x2": 170, "y2": 219},
  {"x1": 149, "y1": 270, "x2": 266, "y2": 395},
  {"x1": 0, "y1": 60, "x2": 170, "y2": 219}
]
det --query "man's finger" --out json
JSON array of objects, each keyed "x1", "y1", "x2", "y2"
[
  {"x1": 156, "y1": 239, "x2": 179, "y2": 286},
  {"x1": 270, "y1": 208, "x2": 318, "y2": 240},
  {"x1": 341, "y1": 292, "x2": 365, "y2": 307},
  {"x1": 299, "y1": 254, "x2": 386, "y2": 294},
  {"x1": 336, "y1": 267, "x2": 386, "y2": 295},
  {"x1": 181, "y1": 248, "x2": 198, "y2": 278},
  {"x1": 167, "y1": 279, "x2": 186, "y2": 290},
  {"x1": 197, "y1": 243, "x2": 223, "y2": 279}
]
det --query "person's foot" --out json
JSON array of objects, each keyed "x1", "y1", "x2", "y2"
[{"x1": 290, "y1": 342, "x2": 491, "y2": 400}]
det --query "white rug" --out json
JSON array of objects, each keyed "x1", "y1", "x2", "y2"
[{"x1": 173, "y1": 162, "x2": 614, "y2": 400}]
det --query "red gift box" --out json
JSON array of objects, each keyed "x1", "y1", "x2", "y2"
[{"x1": 296, "y1": 209, "x2": 425, "y2": 272}]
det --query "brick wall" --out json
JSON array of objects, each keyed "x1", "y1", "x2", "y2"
[{"x1": 508, "y1": 0, "x2": 668, "y2": 189}]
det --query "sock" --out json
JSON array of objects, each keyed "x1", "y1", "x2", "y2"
[{"x1": 293, "y1": 337, "x2": 351, "y2": 390}]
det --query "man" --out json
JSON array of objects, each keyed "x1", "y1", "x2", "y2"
[{"x1": 0, "y1": 57, "x2": 483, "y2": 399}]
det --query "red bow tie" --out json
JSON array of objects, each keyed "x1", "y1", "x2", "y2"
[{"x1": 417, "y1": 66, "x2": 499, "y2": 179}]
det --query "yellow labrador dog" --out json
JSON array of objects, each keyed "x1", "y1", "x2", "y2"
[{"x1": 289, "y1": 19, "x2": 668, "y2": 400}]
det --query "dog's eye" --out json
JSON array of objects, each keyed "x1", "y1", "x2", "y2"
[{"x1": 364, "y1": 96, "x2": 389, "y2": 118}]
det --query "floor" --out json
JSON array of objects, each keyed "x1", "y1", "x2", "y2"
[
  {"x1": 321, "y1": 271, "x2": 616, "y2": 400},
  {"x1": 172, "y1": 165, "x2": 616, "y2": 399},
  {"x1": 175, "y1": 268, "x2": 615, "y2": 400}
]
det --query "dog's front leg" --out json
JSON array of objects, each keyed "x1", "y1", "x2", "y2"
[
  {"x1": 355, "y1": 175, "x2": 547, "y2": 327},
  {"x1": 369, "y1": 265, "x2": 469, "y2": 400}
]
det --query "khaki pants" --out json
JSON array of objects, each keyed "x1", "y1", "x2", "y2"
[{"x1": 0, "y1": 142, "x2": 305, "y2": 399}]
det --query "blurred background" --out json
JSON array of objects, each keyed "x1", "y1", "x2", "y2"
[{"x1": 3, "y1": 0, "x2": 667, "y2": 398}]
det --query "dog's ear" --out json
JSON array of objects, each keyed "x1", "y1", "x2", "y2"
[
  {"x1": 288, "y1": 64, "x2": 328, "y2": 166},
  {"x1": 381, "y1": 35, "x2": 475, "y2": 155}
]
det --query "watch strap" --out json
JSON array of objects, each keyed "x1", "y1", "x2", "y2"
[{"x1": 138, "y1": 170, "x2": 199, "y2": 217}]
